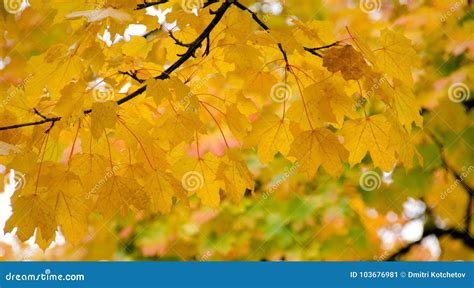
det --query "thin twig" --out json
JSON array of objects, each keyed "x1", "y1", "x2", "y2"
[
  {"x1": 135, "y1": 0, "x2": 169, "y2": 10},
  {"x1": 233, "y1": 1, "x2": 269, "y2": 31},
  {"x1": 304, "y1": 42, "x2": 339, "y2": 58}
]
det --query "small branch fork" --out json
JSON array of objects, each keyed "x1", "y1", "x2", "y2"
[
  {"x1": 135, "y1": 0, "x2": 169, "y2": 10},
  {"x1": 136, "y1": 0, "x2": 220, "y2": 10},
  {"x1": 304, "y1": 42, "x2": 339, "y2": 57}
]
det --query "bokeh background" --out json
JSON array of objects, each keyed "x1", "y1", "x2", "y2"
[{"x1": 0, "y1": 0, "x2": 473, "y2": 261}]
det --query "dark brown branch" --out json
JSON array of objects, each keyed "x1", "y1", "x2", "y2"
[
  {"x1": 304, "y1": 42, "x2": 339, "y2": 58},
  {"x1": 425, "y1": 129, "x2": 474, "y2": 236},
  {"x1": 304, "y1": 47, "x2": 322, "y2": 57},
  {"x1": 387, "y1": 227, "x2": 474, "y2": 261},
  {"x1": 0, "y1": 117, "x2": 61, "y2": 131},
  {"x1": 233, "y1": 1, "x2": 269, "y2": 31},
  {"x1": 137, "y1": 0, "x2": 219, "y2": 11},
  {"x1": 0, "y1": 1, "x2": 232, "y2": 131},
  {"x1": 136, "y1": 0, "x2": 169, "y2": 10},
  {"x1": 203, "y1": 35, "x2": 211, "y2": 56},
  {"x1": 277, "y1": 43, "x2": 289, "y2": 66},
  {"x1": 118, "y1": 0, "x2": 232, "y2": 104},
  {"x1": 120, "y1": 71, "x2": 143, "y2": 83},
  {"x1": 169, "y1": 31, "x2": 193, "y2": 48},
  {"x1": 386, "y1": 128, "x2": 474, "y2": 261},
  {"x1": 143, "y1": 28, "x2": 160, "y2": 40},
  {"x1": 426, "y1": 129, "x2": 474, "y2": 196},
  {"x1": 33, "y1": 108, "x2": 48, "y2": 120}
]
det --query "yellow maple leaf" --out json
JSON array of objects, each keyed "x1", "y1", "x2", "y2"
[
  {"x1": 122, "y1": 37, "x2": 153, "y2": 59},
  {"x1": 90, "y1": 101, "x2": 118, "y2": 139},
  {"x1": 217, "y1": 151, "x2": 254, "y2": 203},
  {"x1": 341, "y1": 115, "x2": 396, "y2": 171},
  {"x1": 43, "y1": 172, "x2": 90, "y2": 244},
  {"x1": 288, "y1": 79, "x2": 359, "y2": 129},
  {"x1": 224, "y1": 104, "x2": 251, "y2": 141},
  {"x1": 245, "y1": 111, "x2": 293, "y2": 163},
  {"x1": 323, "y1": 45, "x2": 370, "y2": 81},
  {"x1": 143, "y1": 171, "x2": 183, "y2": 214},
  {"x1": 96, "y1": 175, "x2": 148, "y2": 217},
  {"x1": 375, "y1": 29, "x2": 418, "y2": 85},
  {"x1": 289, "y1": 128, "x2": 348, "y2": 178},
  {"x1": 6, "y1": 190, "x2": 56, "y2": 249},
  {"x1": 173, "y1": 152, "x2": 224, "y2": 207},
  {"x1": 383, "y1": 80, "x2": 423, "y2": 132}
]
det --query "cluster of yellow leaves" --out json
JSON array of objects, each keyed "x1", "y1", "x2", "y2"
[{"x1": 0, "y1": 0, "x2": 423, "y2": 248}]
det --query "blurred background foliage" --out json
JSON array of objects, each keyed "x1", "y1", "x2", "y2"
[{"x1": 0, "y1": 0, "x2": 473, "y2": 261}]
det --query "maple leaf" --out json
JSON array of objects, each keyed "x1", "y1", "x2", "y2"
[
  {"x1": 173, "y1": 152, "x2": 224, "y2": 207},
  {"x1": 5, "y1": 192, "x2": 56, "y2": 250},
  {"x1": 96, "y1": 174, "x2": 148, "y2": 217},
  {"x1": 43, "y1": 171, "x2": 91, "y2": 244},
  {"x1": 288, "y1": 79, "x2": 359, "y2": 129},
  {"x1": 143, "y1": 171, "x2": 184, "y2": 214},
  {"x1": 374, "y1": 29, "x2": 418, "y2": 85},
  {"x1": 323, "y1": 45, "x2": 369, "y2": 81},
  {"x1": 245, "y1": 111, "x2": 293, "y2": 163},
  {"x1": 90, "y1": 101, "x2": 118, "y2": 139},
  {"x1": 289, "y1": 128, "x2": 348, "y2": 178},
  {"x1": 3, "y1": 0, "x2": 463, "y2": 259},
  {"x1": 341, "y1": 115, "x2": 396, "y2": 172},
  {"x1": 217, "y1": 151, "x2": 254, "y2": 203},
  {"x1": 386, "y1": 80, "x2": 423, "y2": 132}
]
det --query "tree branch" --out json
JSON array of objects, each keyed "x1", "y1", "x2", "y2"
[
  {"x1": 0, "y1": 0, "x2": 232, "y2": 131},
  {"x1": 136, "y1": 0, "x2": 169, "y2": 10},
  {"x1": 425, "y1": 129, "x2": 474, "y2": 236},
  {"x1": 304, "y1": 42, "x2": 339, "y2": 58},
  {"x1": 387, "y1": 227, "x2": 474, "y2": 261},
  {"x1": 386, "y1": 128, "x2": 474, "y2": 261},
  {"x1": 232, "y1": 1, "x2": 269, "y2": 31},
  {"x1": 136, "y1": 0, "x2": 220, "y2": 10},
  {"x1": 117, "y1": 0, "x2": 232, "y2": 105},
  {"x1": 0, "y1": 117, "x2": 61, "y2": 131}
]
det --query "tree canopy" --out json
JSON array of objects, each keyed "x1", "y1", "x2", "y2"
[{"x1": 0, "y1": 0, "x2": 473, "y2": 261}]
